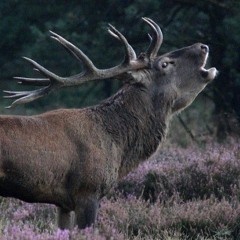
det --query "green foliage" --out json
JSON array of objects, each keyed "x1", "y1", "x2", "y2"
[{"x1": 0, "y1": 0, "x2": 239, "y2": 138}]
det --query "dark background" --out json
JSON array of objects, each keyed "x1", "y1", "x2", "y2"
[{"x1": 0, "y1": 0, "x2": 239, "y2": 142}]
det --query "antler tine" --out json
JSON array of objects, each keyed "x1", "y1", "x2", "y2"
[
  {"x1": 50, "y1": 31, "x2": 96, "y2": 72},
  {"x1": 147, "y1": 33, "x2": 153, "y2": 42},
  {"x1": 108, "y1": 24, "x2": 136, "y2": 62},
  {"x1": 3, "y1": 90, "x2": 33, "y2": 99},
  {"x1": 3, "y1": 86, "x2": 52, "y2": 109},
  {"x1": 22, "y1": 57, "x2": 63, "y2": 83},
  {"x1": 142, "y1": 17, "x2": 163, "y2": 58},
  {"x1": 14, "y1": 77, "x2": 50, "y2": 86},
  {"x1": 3, "y1": 56, "x2": 62, "y2": 108}
]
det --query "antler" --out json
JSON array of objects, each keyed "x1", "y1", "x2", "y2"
[
  {"x1": 4, "y1": 18, "x2": 163, "y2": 108},
  {"x1": 142, "y1": 17, "x2": 163, "y2": 59}
]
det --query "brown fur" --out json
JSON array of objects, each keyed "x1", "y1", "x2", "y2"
[{"x1": 0, "y1": 43, "x2": 217, "y2": 229}]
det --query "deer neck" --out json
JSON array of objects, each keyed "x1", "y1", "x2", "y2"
[{"x1": 93, "y1": 83, "x2": 173, "y2": 178}]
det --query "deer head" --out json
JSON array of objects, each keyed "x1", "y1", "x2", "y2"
[{"x1": 156, "y1": 43, "x2": 217, "y2": 112}]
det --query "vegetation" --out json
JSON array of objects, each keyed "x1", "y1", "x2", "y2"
[{"x1": 0, "y1": 139, "x2": 239, "y2": 239}]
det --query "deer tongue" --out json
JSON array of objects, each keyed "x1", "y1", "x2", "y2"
[{"x1": 201, "y1": 67, "x2": 218, "y2": 81}]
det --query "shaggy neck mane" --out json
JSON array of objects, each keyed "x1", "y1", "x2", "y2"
[{"x1": 92, "y1": 82, "x2": 173, "y2": 177}]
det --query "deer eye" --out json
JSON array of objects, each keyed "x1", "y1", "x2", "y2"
[{"x1": 162, "y1": 62, "x2": 168, "y2": 68}]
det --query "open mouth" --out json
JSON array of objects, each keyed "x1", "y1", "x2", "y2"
[{"x1": 200, "y1": 52, "x2": 218, "y2": 81}]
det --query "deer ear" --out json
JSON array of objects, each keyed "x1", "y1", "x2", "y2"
[
  {"x1": 116, "y1": 72, "x2": 136, "y2": 83},
  {"x1": 116, "y1": 72, "x2": 145, "y2": 85},
  {"x1": 129, "y1": 71, "x2": 151, "y2": 85}
]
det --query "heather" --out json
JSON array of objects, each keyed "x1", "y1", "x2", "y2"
[
  {"x1": 118, "y1": 139, "x2": 240, "y2": 202},
  {"x1": 0, "y1": 139, "x2": 240, "y2": 239}
]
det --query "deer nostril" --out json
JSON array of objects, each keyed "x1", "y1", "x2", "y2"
[{"x1": 200, "y1": 44, "x2": 209, "y2": 53}]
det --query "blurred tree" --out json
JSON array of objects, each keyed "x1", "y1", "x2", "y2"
[{"x1": 0, "y1": 0, "x2": 239, "y2": 140}]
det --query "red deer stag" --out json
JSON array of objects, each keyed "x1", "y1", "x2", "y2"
[{"x1": 0, "y1": 18, "x2": 217, "y2": 229}]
